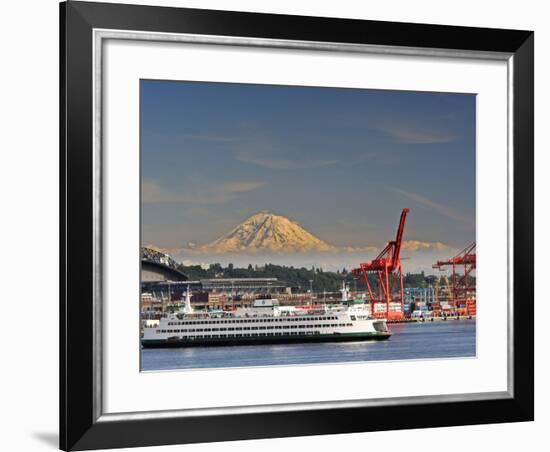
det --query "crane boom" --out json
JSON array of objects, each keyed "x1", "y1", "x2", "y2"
[{"x1": 391, "y1": 208, "x2": 410, "y2": 270}]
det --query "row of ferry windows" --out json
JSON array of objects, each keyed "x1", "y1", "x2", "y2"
[
  {"x1": 170, "y1": 332, "x2": 322, "y2": 338},
  {"x1": 158, "y1": 323, "x2": 353, "y2": 333},
  {"x1": 167, "y1": 316, "x2": 339, "y2": 326}
]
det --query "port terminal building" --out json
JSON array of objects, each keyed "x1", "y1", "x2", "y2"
[{"x1": 141, "y1": 278, "x2": 292, "y2": 311}]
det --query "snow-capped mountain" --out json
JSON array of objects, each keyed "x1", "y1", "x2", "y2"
[{"x1": 198, "y1": 211, "x2": 333, "y2": 254}]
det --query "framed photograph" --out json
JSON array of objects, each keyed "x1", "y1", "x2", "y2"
[{"x1": 60, "y1": 1, "x2": 533, "y2": 450}]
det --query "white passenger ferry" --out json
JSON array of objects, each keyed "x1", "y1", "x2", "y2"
[{"x1": 142, "y1": 286, "x2": 391, "y2": 348}]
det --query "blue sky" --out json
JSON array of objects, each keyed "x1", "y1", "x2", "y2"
[{"x1": 141, "y1": 80, "x2": 475, "y2": 270}]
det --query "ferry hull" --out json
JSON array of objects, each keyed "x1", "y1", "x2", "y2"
[{"x1": 142, "y1": 331, "x2": 391, "y2": 348}]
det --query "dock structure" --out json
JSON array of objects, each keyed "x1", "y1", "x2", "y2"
[
  {"x1": 432, "y1": 242, "x2": 476, "y2": 303},
  {"x1": 350, "y1": 210, "x2": 476, "y2": 321},
  {"x1": 432, "y1": 243, "x2": 477, "y2": 316}
]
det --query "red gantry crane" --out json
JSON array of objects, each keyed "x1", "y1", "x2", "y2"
[
  {"x1": 432, "y1": 242, "x2": 476, "y2": 314},
  {"x1": 352, "y1": 208, "x2": 410, "y2": 320}
]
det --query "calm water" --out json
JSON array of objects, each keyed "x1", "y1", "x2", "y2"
[{"x1": 141, "y1": 319, "x2": 476, "y2": 371}]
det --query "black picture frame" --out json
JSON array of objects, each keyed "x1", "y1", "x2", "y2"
[{"x1": 60, "y1": 1, "x2": 534, "y2": 450}]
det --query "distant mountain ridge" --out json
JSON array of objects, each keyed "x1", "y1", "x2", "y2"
[{"x1": 198, "y1": 211, "x2": 333, "y2": 254}]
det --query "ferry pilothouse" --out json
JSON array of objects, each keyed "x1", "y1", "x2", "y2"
[{"x1": 141, "y1": 285, "x2": 391, "y2": 348}]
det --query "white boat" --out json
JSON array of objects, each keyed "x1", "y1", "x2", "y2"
[{"x1": 141, "y1": 285, "x2": 391, "y2": 348}]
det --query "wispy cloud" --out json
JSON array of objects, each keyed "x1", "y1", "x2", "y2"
[
  {"x1": 142, "y1": 179, "x2": 264, "y2": 205},
  {"x1": 142, "y1": 181, "x2": 165, "y2": 203},
  {"x1": 336, "y1": 245, "x2": 379, "y2": 253},
  {"x1": 236, "y1": 151, "x2": 337, "y2": 170},
  {"x1": 223, "y1": 180, "x2": 265, "y2": 194},
  {"x1": 402, "y1": 240, "x2": 449, "y2": 251},
  {"x1": 185, "y1": 133, "x2": 241, "y2": 143},
  {"x1": 375, "y1": 122, "x2": 456, "y2": 144},
  {"x1": 174, "y1": 244, "x2": 381, "y2": 259},
  {"x1": 392, "y1": 188, "x2": 471, "y2": 224}
]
